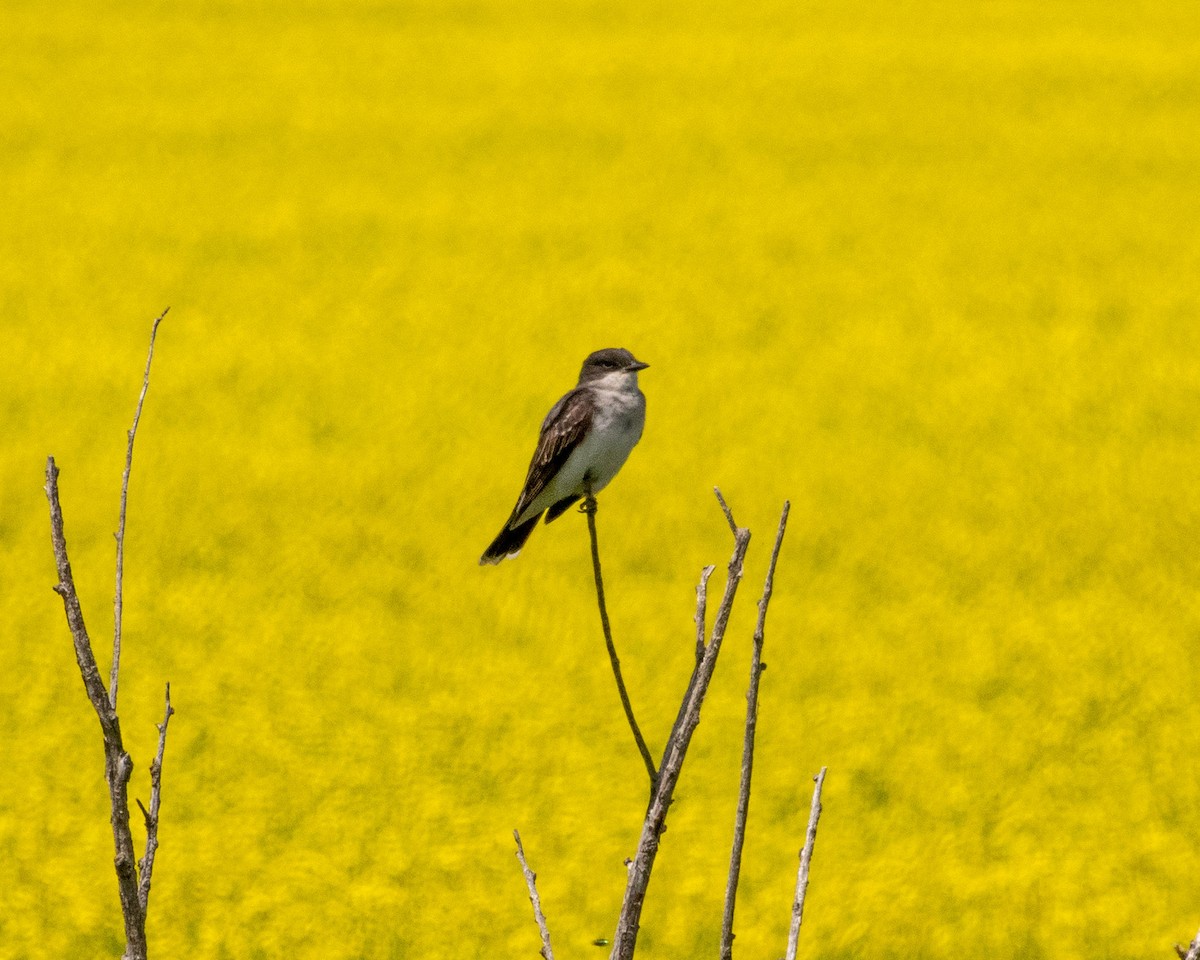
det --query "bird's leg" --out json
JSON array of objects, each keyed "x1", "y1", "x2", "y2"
[{"x1": 580, "y1": 479, "x2": 597, "y2": 515}]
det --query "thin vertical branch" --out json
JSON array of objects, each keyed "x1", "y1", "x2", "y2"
[
  {"x1": 46, "y1": 313, "x2": 173, "y2": 960},
  {"x1": 720, "y1": 501, "x2": 790, "y2": 960},
  {"x1": 112, "y1": 306, "x2": 168, "y2": 709},
  {"x1": 611, "y1": 490, "x2": 752, "y2": 960},
  {"x1": 666, "y1": 562, "x2": 718, "y2": 758},
  {"x1": 46, "y1": 458, "x2": 147, "y2": 960},
  {"x1": 513, "y1": 830, "x2": 556, "y2": 960},
  {"x1": 136, "y1": 683, "x2": 174, "y2": 913},
  {"x1": 786, "y1": 767, "x2": 828, "y2": 960},
  {"x1": 694, "y1": 565, "x2": 716, "y2": 665},
  {"x1": 714, "y1": 487, "x2": 738, "y2": 535},
  {"x1": 583, "y1": 492, "x2": 658, "y2": 791}
]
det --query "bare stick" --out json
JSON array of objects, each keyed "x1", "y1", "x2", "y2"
[
  {"x1": 668, "y1": 563, "x2": 718, "y2": 747},
  {"x1": 694, "y1": 564, "x2": 716, "y2": 665},
  {"x1": 47, "y1": 458, "x2": 147, "y2": 960},
  {"x1": 137, "y1": 683, "x2": 174, "y2": 913},
  {"x1": 714, "y1": 486, "x2": 738, "y2": 535},
  {"x1": 582, "y1": 491, "x2": 658, "y2": 791},
  {"x1": 112, "y1": 306, "x2": 168, "y2": 709},
  {"x1": 720, "y1": 501, "x2": 790, "y2": 960},
  {"x1": 786, "y1": 767, "x2": 828, "y2": 960},
  {"x1": 610, "y1": 490, "x2": 752, "y2": 960},
  {"x1": 513, "y1": 830, "x2": 555, "y2": 960}
]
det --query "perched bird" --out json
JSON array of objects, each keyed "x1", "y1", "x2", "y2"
[{"x1": 480, "y1": 348, "x2": 649, "y2": 565}]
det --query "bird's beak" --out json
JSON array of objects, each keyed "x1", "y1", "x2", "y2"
[{"x1": 629, "y1": 360, "x2": 650, "y2": 371}]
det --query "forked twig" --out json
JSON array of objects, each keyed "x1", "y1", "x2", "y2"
[
  {"x1": 786, "y1": 767, "x2": 828, "y2": 960},
  {"x1": 137, "y1": 683, "x2": 174, "y2": 913},
  {"x1": 113, "y1": 306, "x2": 168, "y2": 709},
  {"x1": 47, "y1": 458, "x2": 147, "y2": 958},
  {"x1": 514, "y1": 830, "x2": 555, "y2": 960},
  {"x1": 582, "y1": 491, "x2": 658, "y2": 791},
  {"x1": 720, "y1": 501, "x2": 790, "y2": 960},
  {"x1": 46, "y1": 312, "x2": 172, "y2": 960},
  {"x1": 610, "y1": 489, "x2": 752, "y2": 960}
]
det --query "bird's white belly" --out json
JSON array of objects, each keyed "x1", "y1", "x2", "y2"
[{"x1": 524, "y1": 393, "x2": 644, "y2": 520}]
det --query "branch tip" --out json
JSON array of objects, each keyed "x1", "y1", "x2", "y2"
[
  {"x1": 785, "y1": 767, "x2": 828, "y2": 960},
  {"x1": 613, "y1": 494, "x2": 753, "y2": 960},
  {"x1": 112, "y1": 310, "x2": 167, "y2": 710},
  {"x1": 713, "y1": 487, "x2": 738, "y2": 534}
]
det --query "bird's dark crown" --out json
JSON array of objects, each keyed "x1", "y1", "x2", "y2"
[{"x1": 578, "y1": 348, "x2": 649, "y2": 384}]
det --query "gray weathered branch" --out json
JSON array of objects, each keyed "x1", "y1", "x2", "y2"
[
  {"x1": 514, "y1": 830, "x2": 555, "y2": 960},
  {"x1": 46, "y1": 311, "x2": 172, "y2": 960},
  {"x1": 47, "y1": 458, "x2": 147, "y2": 959},
  {"x1": 720, "y1": 501, "x2": 790, "y2": 960},
  {"x1": 785, "y1": 767, "x2": 827, "y2": 960},
  {"x1": 693, "y1": 564, "x2": 716, "y2": 666},
  {"x1": 609, "y1": 489, "x2": 752, "y2": 960},
  {"x1": 137, "y1": 683, "x2": 174, "y2": 914}
]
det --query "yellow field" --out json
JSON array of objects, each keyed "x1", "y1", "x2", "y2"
[{"x1": 2, "y1": 1, "x2": 1199, "y2": 957}]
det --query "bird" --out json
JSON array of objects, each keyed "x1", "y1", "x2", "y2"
[{"x1": 480, "y1": 347, "x2": 649, "y2": 565}]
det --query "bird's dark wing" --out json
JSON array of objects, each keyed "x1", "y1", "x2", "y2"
[{"x1": 507, "y1": 387, "x2": 594, "y2": 523}]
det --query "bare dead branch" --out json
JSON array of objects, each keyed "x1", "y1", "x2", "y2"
[
  {"x1": 714, "y1": 486, "x2": 738, "y2": 535},
  {"x1": 610, "y1": 490, "x2": 752, "y2": 960},
  {"x1": 137, "y1": 683, "x2": 174, "y2": 913},
  {"x1": 666, "y1": 563, "x2": 719, "y2": 756},
  {"x1": 720, "y1": 501, "x2": 790, "y2": 960},
  {"x1": 46, "y1": 458, "x2": 147, "y2": 959},
  {"x1": 786, "y1": 767, "x2": 828, "y2": 960},
  {"x1": 46, "y1": 313, "x2": 173, "y2": 960},
  {"x1": 694, "y1": 564, "x2": 716, "y2": 665},
  {"x1": 112, "y1": 307, "x2": 168, "y2": 709},
  {"x1": 513, "y1": 830, "x2": 555, "y2": 960},
  {"x1": 582, "y1": 491, "x2": 658, "y2": 792}
]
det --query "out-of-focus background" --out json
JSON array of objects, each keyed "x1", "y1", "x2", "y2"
[{"x1": 2, "y1": 1, "x2": 1198, "y2": 957}]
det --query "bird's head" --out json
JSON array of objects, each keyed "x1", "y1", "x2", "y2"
[{"x1": 578, "y1": 348, "x2": 649, "y2": 386}]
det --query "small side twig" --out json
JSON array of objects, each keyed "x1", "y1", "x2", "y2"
[
  {"x1": 694, "y1": 565, "x2": 716, "y2": 665},
  {"x1": 47, "y1": 313, "x2": 172, "y2": 960},
  {"x1": 112, "y1": 306, "x2": 168, "y2": 709},
  {"x1": 583, "y1": 491, "x2": 658, "y2": 792},
  {"x1": 714, "y1": 487, "x2": 738, "y2": 535},
  {"x1": 514, "y1": 830, "x2": 555, "y2": 960},
  {"x1": 786, "y1": 767, "x2": 828, "y2": 960},
  {"x1": 610, "y1": 489, "x2": 752, "y2": 960},
  {"x1": 137, "y1": 683, "x2": 174, "y2": 913},
  {"x1": 720, "y1": 501, "x2": 790, "y2": 960},
  {"x1": 1178, "y1": 925, "x2": 1200, "y2": 960}
]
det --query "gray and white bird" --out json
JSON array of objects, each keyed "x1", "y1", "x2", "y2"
[{"x1": 480, "y1": 348, "x2": 649, "y2": 565}]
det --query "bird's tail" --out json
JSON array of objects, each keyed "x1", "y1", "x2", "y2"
[{"x1": 479, "y1": 513, "x2": 542, "y2": 565}]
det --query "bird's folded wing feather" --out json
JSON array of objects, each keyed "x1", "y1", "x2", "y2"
[{"x1": 509, "y1": 387, "x2": 594, "y2": 520}]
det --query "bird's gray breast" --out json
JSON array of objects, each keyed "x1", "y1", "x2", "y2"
[{"x1": 581, "y1": 387, "x2": 645, "y2": 490}]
